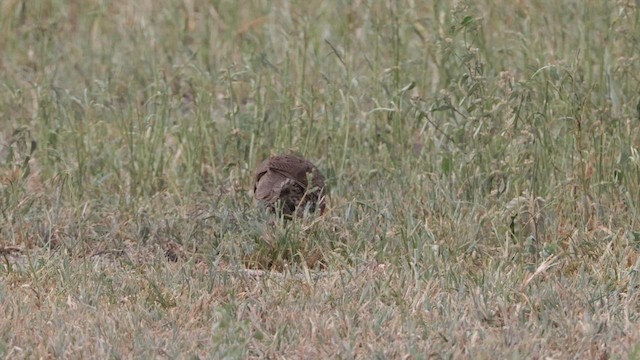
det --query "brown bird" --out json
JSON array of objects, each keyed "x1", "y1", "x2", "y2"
[{"x1": 253, "y1": 154, "x2": 326, "y2": 217}]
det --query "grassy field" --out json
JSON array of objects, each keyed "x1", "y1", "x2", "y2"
[{"x1": 1, "y1": 0, "x2": 639, "y2": 358}]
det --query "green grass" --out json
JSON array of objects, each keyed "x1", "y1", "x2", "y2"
[{"x1": 1, "y1": 0, "x2": 640, "y2": 357}]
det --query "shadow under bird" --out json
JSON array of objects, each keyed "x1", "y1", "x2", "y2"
[{"x1": 253, "y1": 154, "x2": 326, "y2": 217}]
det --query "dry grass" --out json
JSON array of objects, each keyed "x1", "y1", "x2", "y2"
[{"x1": 1, "y1": 0, "x2": 640, "y2": 358}]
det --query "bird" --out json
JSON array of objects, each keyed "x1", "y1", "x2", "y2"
[{"x1": 253, "y1": 154, "x2": 326, "y2": 217}]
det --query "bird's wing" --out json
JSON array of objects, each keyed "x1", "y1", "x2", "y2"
[{"x1": 255, "y1": 170, "x2": 288, "y2": 202}]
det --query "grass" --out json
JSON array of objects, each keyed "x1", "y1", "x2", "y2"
[{"x1": 1, "y1": 0, "x2": 640, "y2": 358}]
